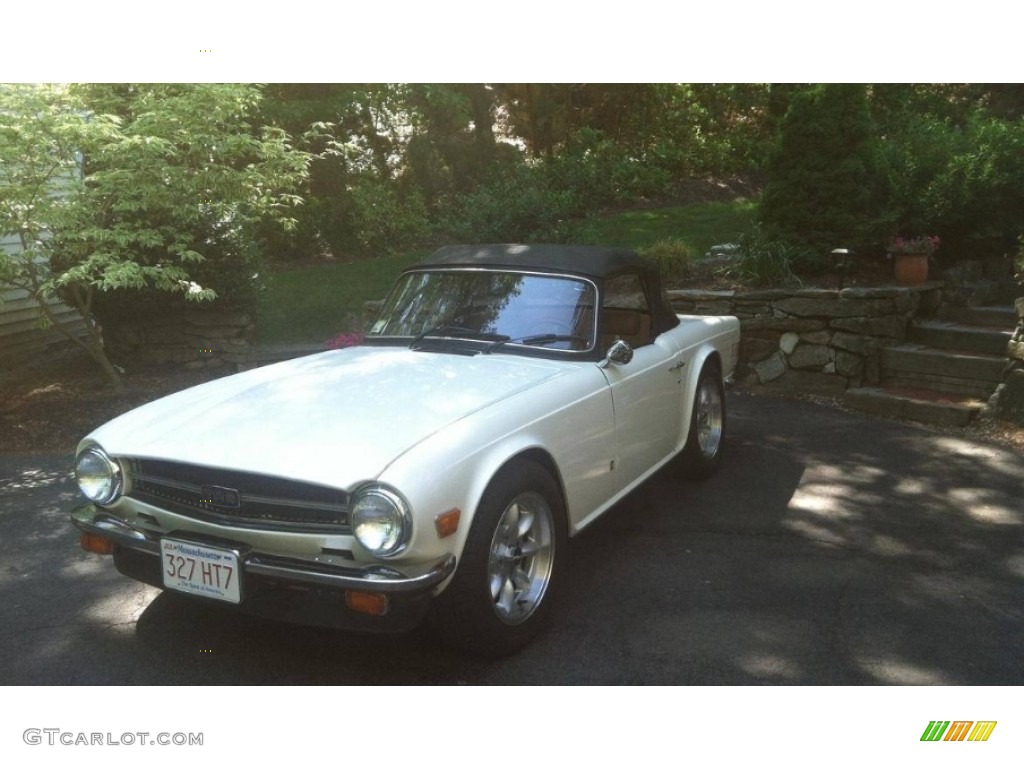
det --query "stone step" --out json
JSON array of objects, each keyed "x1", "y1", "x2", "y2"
[
  {"x1": 908, "y1": 320, "x2": 1013, "y2": 357},
  {"x1": 880, "y1": 344, "x2": 1008, "y2": 386},
  {"x1": 844, "y1": 386, "x2": 986, "y2": 428},
  {"x1": 936, "y1": 304, "x2": 1018, "y2": 328},
  {"x1": 879, "y1": 372, "x2": 997, "y2": 399}
]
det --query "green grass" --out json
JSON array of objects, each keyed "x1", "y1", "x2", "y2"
[
  {"x1": 256, "y1": 252, "x2": 424, "y2": 344},
  {"x1": 256, "y1": 200, "x2": 760, "y2": 343},
  {"x1": 585, "y1": 200, "x2": 759, "y2": 255}
]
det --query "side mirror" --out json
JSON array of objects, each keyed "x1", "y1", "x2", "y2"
[{"x1": 603, "y1": 339, "x2": 634, "y2": 367}]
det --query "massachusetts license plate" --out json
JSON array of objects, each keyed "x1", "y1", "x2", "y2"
[{"x1": 161, "y1": 539, "x2": 241, "y2": 604}]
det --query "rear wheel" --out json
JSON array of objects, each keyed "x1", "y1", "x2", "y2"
[
  {"x1": 680, "y1": 361, "x2": 725, "y2": 479},
  {"x1": 429, "y1": 461, "x2": 566, "y2": 657}
]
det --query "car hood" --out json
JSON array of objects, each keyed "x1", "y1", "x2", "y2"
[{"x1": 87, "y1": 347, "x2": 572, "y2": 488}]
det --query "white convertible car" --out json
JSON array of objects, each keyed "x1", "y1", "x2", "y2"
[{"x1": 72, "y1": 244, "x2": 740, "y2": 656}]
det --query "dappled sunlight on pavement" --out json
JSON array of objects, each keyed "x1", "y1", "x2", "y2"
[
  {"x1": 856, "y1": 658, "x2": 953, "y2": 685},
  {"x1": 1, "y1": 394, "x2": 1022, "y2": 684}
]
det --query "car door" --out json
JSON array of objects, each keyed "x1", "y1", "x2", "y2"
[{"x1": 598, "y1": 273, "x2": 685, "y2": 490}]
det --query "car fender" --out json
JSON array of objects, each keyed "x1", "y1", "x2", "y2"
[
  {"x1": 679, "y1": 344, "x2": 722, "y2": 441},
  {"x1": 376, "y1": 364, "x2": 615, "y2": 572},
  {"x1": 676, "y1": 321, "x2": 739, "y2": 453}
]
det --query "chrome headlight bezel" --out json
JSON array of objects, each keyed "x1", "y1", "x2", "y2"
[
  {"x1": 351, "y1": 485, "x2": 412, "y2": 558},
  {"x1": 75, "y1": 446, "x2": 123, "y2": 506}
]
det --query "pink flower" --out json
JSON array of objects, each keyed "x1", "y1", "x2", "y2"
[
  {"x1": 324, "y1": 332, "x2": 365, "y2": 350},
  {"x1": 887, "y1": 235, "x2": 940, "y2": 256}
]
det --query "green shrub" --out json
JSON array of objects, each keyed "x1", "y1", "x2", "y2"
[
  {"x1": 261, "y1": 179, "x2": 432, "y2": 260},
  {"x1": 719, "y1": 227, "x2": 809, "y2": 287},
  {"x1": 638, "y1": 239, "x2": 696, "y2": 281},
  {"x1": 254, "y1": 207, "x2": 328, "y2": 262},
  {"x1": 761, "y1": 84, "x2": 883, "y2": 253},
  {"x1": 546, "y1": 128, "x2": 671, "y2": 209},
  {"x1": 88, "y1": 221, "x2": 266, "y2": 323},
  {"x1": 348, "y1": 179, "x2": 431, "y2": 256},
  {"x1": 442, "y1": 127, "x2": 678, "y2": 245},
  {"x1": 881, "y1": 110, "x2": 1024, "y2": 258},
  {"x1": 443, "y1": 164, "x2": 589, "y2": 243}
]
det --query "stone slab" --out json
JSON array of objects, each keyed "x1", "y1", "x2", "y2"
[
  {"x1": 832, "y1": 332, "x2": 885, "y2": 355},
  {"x1": 835, "y1": 350, "x2": 865, "y2": 379},
  {"x1": 741, "y1": 337, "x2": 777, "y2": 363},
  {"x1": 880, "y1": 345, "x2": 1007, "y2": 383},
  {"x1": 736, "y1": 289, "x2": 793, "y2": 300},
  {"x1": 831, "y1": 316, "x2": 908, "y2": 339},
  {"x1": 742, "y1": 316, "x2": 828, "y2": 333},
  {"x1": 774, "y1": 297, "x2": 895, "y2": 318},
  {"x1": 794, "y1": 288, "x2": 840, "y2": 299},
  {"x1": 844, "y1": 387, "x2": 982, "y2": 427},
  {"x1": 779, "y1": 332, "x2": 800, "y2": 355},
  {"x1": 666, "y1": 289, "x2": 736, "y2": 301},
  {"x1": 909, "y1": 321, "x2": 1011, "y2": 356},
  {"x1": 838, "y1": 287, "x2": 906, "y2": 299},
  {"x1": 788, "y1": 344, "x2": 832, "y2": 370},
  {"x1": 988, "y1": 369, "x2": 1024, "y2": 424},
  {"x1": 752, "y1": 350, "x2": 787, "y2": 383},
  {"x1": 937, "y1": 305, "x2": 1018, "y2": 327}
]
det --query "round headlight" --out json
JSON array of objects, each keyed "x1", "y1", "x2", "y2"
[
  {"x1": 76, "y1": 448, "x2": 122, "y2": 505},
  {"x1": 351, "y1": 486, "x2": 410, "y2": 557}
]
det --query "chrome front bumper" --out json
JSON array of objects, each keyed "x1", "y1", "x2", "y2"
[{"x1": 71, "y1": 503, "x2": 456, "y2": 595}]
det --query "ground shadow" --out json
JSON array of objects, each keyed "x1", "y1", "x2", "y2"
[{"x1": 2, "y1": 393, "x2": 1022, "y2": 684}]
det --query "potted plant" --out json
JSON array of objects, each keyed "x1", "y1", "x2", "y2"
[{"x1": 887, "y1": 235, "x2": 940, "y2": 285}]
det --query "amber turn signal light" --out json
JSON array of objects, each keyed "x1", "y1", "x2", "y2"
[
  {"x1": 80, "y1": 532, "x2": 114, "y2": 555},
  {"x1": 345, "y1": 590, "x2": 389, "y2": 616},
  {"x1": 434, "y1": 508, "x2": 461, "y2": 538}
]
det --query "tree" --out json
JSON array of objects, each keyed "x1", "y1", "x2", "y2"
[
  {"x1": 760, "y1": 84, "x2": 881, "y2": 256},
  {"x1": 0, "y1": 83, "x2": 309, "y2": 390},
  {"x1": 258, "y1": 83, "x2": 433, "y2": 258}
]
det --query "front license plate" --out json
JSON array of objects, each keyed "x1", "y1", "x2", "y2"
[{"x1": 161, "y1": 539, "x2": 241, "y2": 604}]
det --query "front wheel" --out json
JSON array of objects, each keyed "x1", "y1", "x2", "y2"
[
  {"x1": 680, "y1": 361, "x2": 726, "y2": 480},
  {"x1": 429, "y1": 461, "x2": 566, "y2": 657}
]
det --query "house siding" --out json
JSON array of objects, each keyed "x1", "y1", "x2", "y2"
[{"x1": 1, "y1": 233, "x2": 88, "y2": 372}]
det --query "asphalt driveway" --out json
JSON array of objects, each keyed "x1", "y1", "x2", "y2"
[{"x1": 1, "y1": 392, "x2": 1021, "y2": 684}]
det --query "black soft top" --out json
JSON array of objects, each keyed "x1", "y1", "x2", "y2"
[
  {"x1": 412, "y1": 244, "x2": 655, "y2": 280},
  {"x1": 409, "y1": 244, "x2": 679, "y2": 338}
]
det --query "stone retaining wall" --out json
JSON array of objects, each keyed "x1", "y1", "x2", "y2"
[
  {"x1": 103, "y1": 309, "x2": 255, "y2": 370},
  {"x1": 99, "y1": 285, "x2": 952, "y2": 397},
  {"x1": 668, "y1": 284, "x2": 944, "y2": 396},
  {"x1": 1009, "y1": 297, "x2": 1024, "y2": 362},
  {"x1": 989, "y1": 295, "x2": 1024, "y2": 423}
]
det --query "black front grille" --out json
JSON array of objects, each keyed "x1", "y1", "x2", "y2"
[{"x1": 125, "y1": 458, "x2": 350, "y2": 532}]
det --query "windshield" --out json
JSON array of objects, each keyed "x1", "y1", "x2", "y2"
[{"x1": 369, "y1": 270, "x2": 597, "y2": 352}]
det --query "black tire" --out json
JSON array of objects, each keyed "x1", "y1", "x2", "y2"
[
  {"x1": 429, "y1": 461, "x2": 566, "y2": 657},
  {"x1": 680, "y1": 360, "x2": 726, "y2": 480}
]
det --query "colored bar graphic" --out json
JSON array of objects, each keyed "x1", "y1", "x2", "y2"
[
  {"x1": 944, "y1": 722, "x2": 973, "y2": 741},
  {"x1": 921, "y1": 721, "x2": 996, "y2": 742},
  {"x1": 967, "y1": 722, "x2": 997, "y2": 742}
]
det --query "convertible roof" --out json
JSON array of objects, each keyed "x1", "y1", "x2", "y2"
[{"x1": 411, "y1": 244, "x2": 653, "y2": 280}]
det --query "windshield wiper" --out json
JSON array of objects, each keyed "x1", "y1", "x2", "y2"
[
  {"x1": 480, "y1": 333, "x2": 587, "y2": 354},
  {"x1": 409, "y1": 325, "x2": 503, "y2": 351}
]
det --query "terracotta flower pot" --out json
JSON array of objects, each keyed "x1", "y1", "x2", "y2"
[{"x1": 894, "y1": 253, "x2": 929, "y2": 285}]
